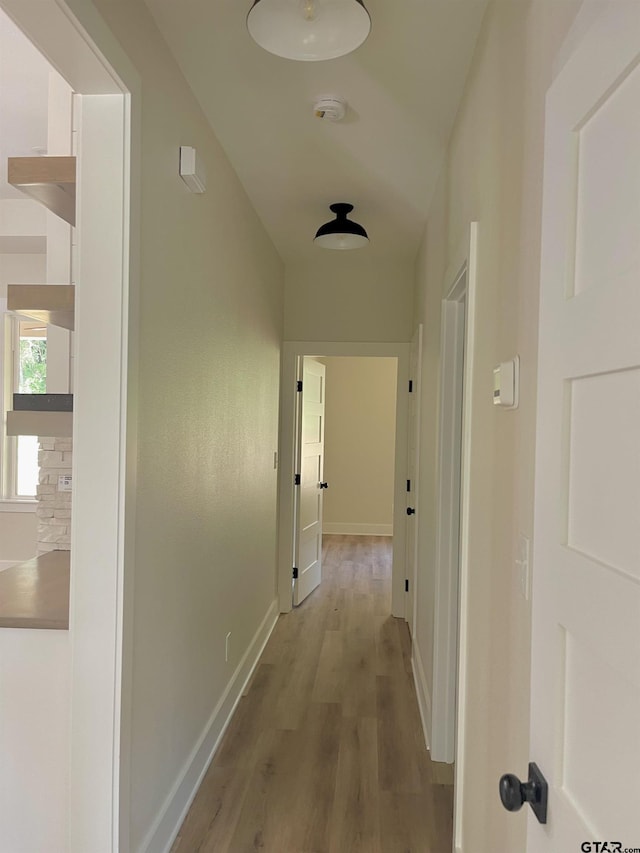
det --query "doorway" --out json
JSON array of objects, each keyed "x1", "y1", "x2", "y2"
[
  {"x1": 291, "y1": 354, "x2": 398, "y2": 610},
  {"x1": 278, "y1": 341, "x2": 410, "y2": 617},
  {"x1": 0, "y1": 1, "x2": 136, "y2": 848}
]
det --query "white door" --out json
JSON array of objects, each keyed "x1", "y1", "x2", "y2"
[
  {"x1": 528, "y1": 5, "x2": 640, "y2": 851},
  {"x1": 405, "y1": 325, "x2": 422, "y2": 633},
  {"x1": 293, "y1": 357, "x2": 326, "y2": 606}
]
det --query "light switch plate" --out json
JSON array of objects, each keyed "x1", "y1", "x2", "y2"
[{"x1": 57, "y1": 474, "x2": 72, "y2": 492}]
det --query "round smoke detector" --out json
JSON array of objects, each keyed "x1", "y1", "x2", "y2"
[{"x1": 313, "y1": 96, "x2": 347, "y2": 122}]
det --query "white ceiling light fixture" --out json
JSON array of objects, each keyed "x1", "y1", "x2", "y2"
[
  {"x1": 247, "y1": 0, "x2": 371, "y2": 62},
  {"x1": 314, "y1": 202, "x2": 369, "y2": 250}
]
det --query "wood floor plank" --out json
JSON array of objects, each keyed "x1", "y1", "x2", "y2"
[
  {"x1": 376, "y1": 674, "x2": 423, "y2": 794},
  {"x1": 171, "y1": 534, "x2": 454, "y2": 852},
  {"x1": 329, "y1": 716, "x2": 380, "y2": 853}
]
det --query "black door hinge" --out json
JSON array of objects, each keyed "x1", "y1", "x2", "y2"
[
  {"x1": 409, "y1": 379, "x2": 413, "y2": 393},
  {"x1": 297, "y1": 380, "x2": 303, "y2": 392},
  {"x1": 405, "y1": 579, "x2": 409, "y2": 592},
  {"x1": 406, "y1": 479, "x2": 411, "y2": 492},
  {"x1": 293, "y1": 567, "x2": 299, "y2": 579},
  {"x1": 294, "y1": 473, "x2": 301, "y2": 485}
]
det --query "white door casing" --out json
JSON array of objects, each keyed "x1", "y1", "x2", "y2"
[
  {"x1": 277, "y1": 342, "x2": 410, "y2": 616},
  {"x1": 529, "y1": 5, "x2": 640, "y2": 851},
  {"x1": 293, "y1": 357, "x2": 326, "y2": 605},
  {"x1": 0, "y1": 3, "x2": 138, "y2": 850},
  {"x1": 432, "y1": 263, "x2": 467, "y2": 764},
  {"x1": 450, "y1": 222, "x2": 478, "y2": 850},
  {"x1": 405, "y1": 324, "x2": 423, "y2": 636}
]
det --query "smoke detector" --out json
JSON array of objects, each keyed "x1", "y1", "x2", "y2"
[{"x1": 313, "y1": 96, "x2": 347, "y2": 122}]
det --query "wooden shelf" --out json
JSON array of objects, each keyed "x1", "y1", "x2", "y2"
[
  {"x1": 0, "y1": 550, "x2": 70, "y2": 630},
  {"x1": 6, "y1": 410, "x2": 73, "y2": 437},
  {"x1": 8, "y1": 156, "x2": 76, "y2": 226},
  {"x1": 7, "y1": 284, "x2": 75, "y2": 331}
]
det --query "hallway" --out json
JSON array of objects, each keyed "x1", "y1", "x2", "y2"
[{"x1": 171, "y1": 535, "x2": 454, "y2": 852}]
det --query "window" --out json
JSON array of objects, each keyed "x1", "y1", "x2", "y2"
[{"x1": 0, "y1": 304, "x2": 47, "y2": 501}]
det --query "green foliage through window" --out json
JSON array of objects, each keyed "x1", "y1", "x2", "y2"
[{"x1": 19, "y1": 339, "x2": 47, "y2": 394}]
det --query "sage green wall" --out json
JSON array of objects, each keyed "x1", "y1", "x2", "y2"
[
  {"x1": 285, "y1": 252, "x2": 413, "y2": 343},
  {"x1": 413, "y1": 2, "x2": 582, "y2": 851},
  {"x1": 322, "y1": 357, "x2": 397, "y2": 533},
  {"x1": 83, "y1": 0, "x2": 284, "y2": 847}
]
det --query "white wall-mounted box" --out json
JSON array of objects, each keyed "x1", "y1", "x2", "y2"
[
  {"x1": 179, "y1": 146, "x2": 206, "y2": 194},
  {"x1": 493, "y1": 356, "x2": 519, "y2": 409}
]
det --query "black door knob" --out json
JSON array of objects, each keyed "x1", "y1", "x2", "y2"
[
  {"x1": 499, "y1": 774, "x2": 526, "y2": 812},
  {"x1": 406, "y1": 507, "x2": 416, "y2": 515},
  {"x1": 319, "y1": 482, "x2": 329, "y2": 489},
  {"x1": 499, "y1": 763, "x2": 548, "y2": 824}
]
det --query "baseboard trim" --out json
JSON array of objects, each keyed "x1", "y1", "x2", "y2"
[
  {"x1": 322, "y1": 523, "x2": 393, "y2": 536},
  {"x1": 0, "y1": 560, "x2": 17, "y2": 572},
  {"x1": 140, "y1": 598, "x2": 280, "y2": 853},
  {"x1": 411, "y1": 641, "x2": 432, "y2": 753}
]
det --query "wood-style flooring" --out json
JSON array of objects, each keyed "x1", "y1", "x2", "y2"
[{"x1": 171, "y1": 534, "x2": 454, "y2": 852}]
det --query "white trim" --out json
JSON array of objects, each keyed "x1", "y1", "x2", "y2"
[
  {"x1": 411, "y1": 640, "x2": 432, "y2": 753},
  {"x1": 278, "y1": 341, "x2": 410, "y2": 618},
  {"x1": 0, "y1": 560, "x2": 17, "y2": 571},
  {"x1": 0, "y1": 500, "x2": 37, "y2": 513},
  {"x1": 0, "y1": 4, "x2": 141, "y2": 850},
  {"x1": 323, "y1": 522, "x2": 393, "y2": 536},
  {"x1": 452, "y1": 223, "x2": 479, "y2": 853},
  {"x1": 407, "y1": 323, "x2": 423, "y2": 637},
  {"x1": 431, "y1": 268, "x2": 467, "y2": 763},
  {"x1": 140, "y1": 599, "x2": 280, "y2": 853}
]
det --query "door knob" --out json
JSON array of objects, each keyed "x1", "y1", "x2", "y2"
[
  {"x1": 406, "y1": 507, "x2": 416, "y2": 515},
  {"x1": 499, "y1": 762, "x2": 548, "y2": 824},
  {"x1": 319, "y1": 482, "x2": 329, "y2": 489}
]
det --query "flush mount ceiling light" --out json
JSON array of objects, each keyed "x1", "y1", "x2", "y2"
[
  {"x1": 247, "y1": 0, "x2": 371, "y2": 62},
  {"x1": 314, "y1": 203, "x2": 369, "y2": 250}
]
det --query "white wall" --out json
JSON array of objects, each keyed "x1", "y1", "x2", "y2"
[
  {"x1": 0, "y1": 629, "x2": 69, "y2": 852},
  {"x1": 322, "y1": 356, "x2": 397, "y2": 535},
  {"x1": 75, "y1": 1, "x2": 285, "y2": 849},
  {"x1": 285, "y1": 252, "x2": 413, "y2": 343},
  {"x1": 0, "y1": 252, "x2": 44, "y2": 561},
  {"x1": 412, "y1": 1, "x2": 582, "y2": 851},
  {"x1": 0, "y1": 250, "x2": 45, "y2": 299}
]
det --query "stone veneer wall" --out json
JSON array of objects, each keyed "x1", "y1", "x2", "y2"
[{"x1": 36, "y1": 436, "x2": 72, "y2": 555}]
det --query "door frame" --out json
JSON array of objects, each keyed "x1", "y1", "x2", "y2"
[
  {"x1": 406, "y1": 324, "x2": 423, "y2": 636},
  {"x1": 441, "y1": 223, "x2": 478, "y2": 850},
  {"x1": 0, "y1": 2, "x2": 139, "y2": 849},
  {"x1": 278, "y1": 341, "x2": 410, "y2": 616}
]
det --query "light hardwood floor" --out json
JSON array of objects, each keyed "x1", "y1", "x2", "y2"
[{"x1": 171, "y1": 535, "x2": 454, "y2": 852}]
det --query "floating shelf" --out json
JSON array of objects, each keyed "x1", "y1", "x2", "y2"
[
  {"x1": 7, "y1": 284, "x2": 75, "y2": 331},
  {"x1": 7, "y1": 156, "x2": 76, "y2": 226},
  {"x1": 13, "y1": 394, "x2": 73, "y2": 412},
  {"x1": 6, "y1": 410, "x2": 73, "y2": 438}
]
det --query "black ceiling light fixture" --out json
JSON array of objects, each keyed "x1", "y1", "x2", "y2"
[
  {"x1": 247, "y1": 0, "x2": 371, "y2": 62},
  {"x1": 314, "y1": 203, "x2": 369, "y2": 250}
]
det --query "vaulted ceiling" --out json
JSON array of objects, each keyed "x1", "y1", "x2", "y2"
[{"x1": 143, "y1": 0, "x2": 488, "y2": 263}]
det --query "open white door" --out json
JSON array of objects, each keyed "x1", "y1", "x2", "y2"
[
  {"x1": 405, "y1": 325, "x2": 422, "y2": 634},
  {"x1": 293, "y1": 357, "x2": 326, "y2": 606},
  {"x1": 525, "y1": 6, "x2": 640, "y2": 850}
]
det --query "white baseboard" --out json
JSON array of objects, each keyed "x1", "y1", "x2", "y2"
[
  {"x1": 140, "y1": 598, "x2": 280, "y2": 853},
  {"x1": 323, "y1": 522, "x2": 393, "y2": 536},
  {"x1": 0, "y1": 560, "x2": 17, "y2": 572},
  {"x1": 411, "y1": 641, "x2": 432, "y2": 753}
]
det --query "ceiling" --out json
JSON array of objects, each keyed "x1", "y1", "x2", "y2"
[{"x1": 142, "y1": 0, "x2": 487, "y2": 264}]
